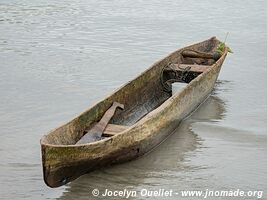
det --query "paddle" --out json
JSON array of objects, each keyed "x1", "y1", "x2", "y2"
[{"x1": 76, "y1": 102, "x2": 124, "y2": 144}]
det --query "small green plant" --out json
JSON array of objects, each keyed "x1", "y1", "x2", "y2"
[{"x1": 216, "y1": 32, "x2": 233, "y2": 55}]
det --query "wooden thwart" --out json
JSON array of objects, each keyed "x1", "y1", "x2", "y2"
[
  {"x1": 176, "y1": 64, "x2": 211, "y2": 73},
  {"x1": 164, "y1": 64, "x2": 211, "y2": 74},
  {"x1": 102, "y1": 124, "x2": 129, "y2": 137}
]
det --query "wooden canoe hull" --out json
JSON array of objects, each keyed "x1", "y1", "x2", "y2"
[{"x1": 41, "y1": 37, "x2": 227, "y2": 187}]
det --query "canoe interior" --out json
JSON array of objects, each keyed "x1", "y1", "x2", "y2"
[{"x1": 41, "y1": 37, "x2": 220, "y2": 146}]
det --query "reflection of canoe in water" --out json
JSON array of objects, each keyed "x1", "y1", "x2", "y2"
[{"x1": 40, "y1": 37, "x2": 228, "y2": 187}]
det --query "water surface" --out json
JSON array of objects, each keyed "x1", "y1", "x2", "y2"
[{"x1": 0, "y1": 0, "x2": 267, "y2": 199}]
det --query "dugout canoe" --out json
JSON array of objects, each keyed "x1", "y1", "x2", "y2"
[{"x1": 40, "y1": 37, "x2": 228, "y2": 188}]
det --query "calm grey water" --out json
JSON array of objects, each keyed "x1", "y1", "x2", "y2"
[{"x1": 0, "y1": 0, "x2": 267, "y2": 199}]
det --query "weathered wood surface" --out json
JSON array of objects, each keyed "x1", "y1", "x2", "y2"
[
  {"x1": 182, "y1": 49, "x2": 217, "y2": 59},
  {"x1": 176, "y1": 64, "x2": 211, "y2": 73},
  {"x1": 40, "y1": 37, "x2": 228, "y2": 188},
  {"x1": 102, "y1": 124, "x2": 129, "y2": 136},
  {"x1": 76, "y1": 102, "x2": 124, "y2": 144},
  {"x1": 165, "y1": 64, "x2": 211, "y2": 74}
]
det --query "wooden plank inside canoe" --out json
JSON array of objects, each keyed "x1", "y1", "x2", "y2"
[
  {"x1": 181, "y1": 50, "x2": 221, "y2": 61},
  {"x1": 102, "y1": 124, "x2": 129, "y2": 137},
  {"x1": 178, "y1": 64, "x2": 211, "y2": 73},
  {"x1": 174, "y1": 64, "x2": 211, "y2": 73}
]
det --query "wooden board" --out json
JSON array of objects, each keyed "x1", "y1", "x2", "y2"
[
  {"x1": 174, "y1": 64, "x2": 211, "y2": 73},
  {"x1": 102, "y1": 124, "x2": 129, "y2": 137}
]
